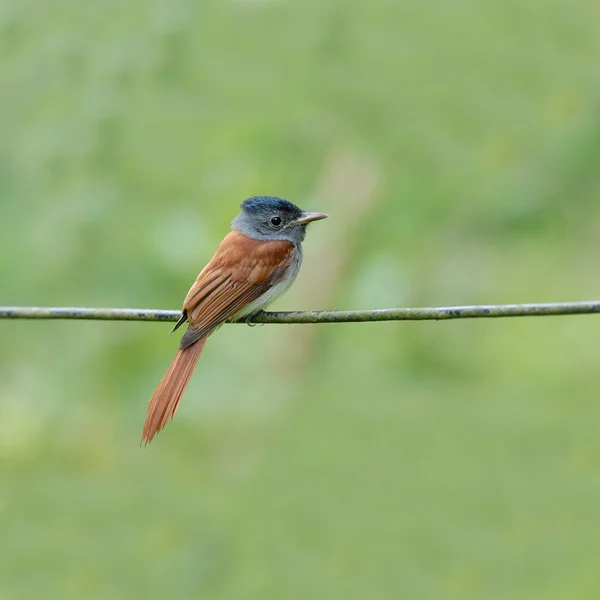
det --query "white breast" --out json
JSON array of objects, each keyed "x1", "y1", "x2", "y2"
[{"x1": 234, "y1": 244, "x2": 303, "y2": 318}]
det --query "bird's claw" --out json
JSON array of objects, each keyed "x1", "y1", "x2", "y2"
[{"x1": 245, "y1": 310, "x2": 266, "y2": 327}]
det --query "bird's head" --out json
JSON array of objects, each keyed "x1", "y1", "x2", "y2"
[{"x1": 232, "y1": 196, "x2": 328, "y2": 243}]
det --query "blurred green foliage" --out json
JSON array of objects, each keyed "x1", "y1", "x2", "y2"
[{"x1": 2, "y1": 0, "x2": 600, "y2": 598}]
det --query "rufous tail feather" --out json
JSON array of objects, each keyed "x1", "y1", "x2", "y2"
[{"x1": 141, "y1": 337, "x2": 207, "y2": 444}]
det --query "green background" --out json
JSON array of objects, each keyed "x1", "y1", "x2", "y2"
[{"x1": 2, "y1": 1, "x2": 600, "y2": 598}]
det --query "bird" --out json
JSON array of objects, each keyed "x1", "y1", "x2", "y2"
[{"x1": 141, "y1": 196, "x2": 328, "y2": 444}]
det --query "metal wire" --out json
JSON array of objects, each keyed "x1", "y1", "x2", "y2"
[{"x1": 1, "y1": 301, "x2": 600, "y2": 324}]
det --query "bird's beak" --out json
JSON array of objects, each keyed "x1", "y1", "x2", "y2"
[{"x1": 294, "y1": 211, "x2": 329, "y2": 226}]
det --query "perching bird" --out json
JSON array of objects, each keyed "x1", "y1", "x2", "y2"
[{"x1": 142, "y1": 196, "x2": 328, "y2": 443}]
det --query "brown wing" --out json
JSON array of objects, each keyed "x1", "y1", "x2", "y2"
[{"x1": 178, "y1": 231, "x2": 295, "y2": 349}]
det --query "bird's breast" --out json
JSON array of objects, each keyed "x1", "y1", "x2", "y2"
[{"x1": 234, "y1": 243, "x2": 303, "y2": 318}]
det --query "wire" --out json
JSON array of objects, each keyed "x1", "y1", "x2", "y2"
[{"x1": 1, "y1": 301, "x2": 600, "y2": 324}]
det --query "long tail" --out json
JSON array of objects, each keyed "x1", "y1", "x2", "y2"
[{"x1": 141, "y1": 337, "x2": 207, "y2": 444}]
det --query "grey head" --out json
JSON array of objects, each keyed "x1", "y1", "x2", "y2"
[{"x1": 232, "y1": 196, "x2": 328, "y2": 244}]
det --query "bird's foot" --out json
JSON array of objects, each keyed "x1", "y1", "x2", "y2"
[{"x1": 245, "y1": 310, "x2": 266, "y2": 327}]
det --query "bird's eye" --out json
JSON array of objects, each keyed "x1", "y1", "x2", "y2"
[{"x1": 270, "y1": 216, "x2": 282, "y2": 227}]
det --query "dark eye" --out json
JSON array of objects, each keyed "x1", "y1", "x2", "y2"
[{"x1": 270, "y1": 216, "x2": 282, "y2": 227}]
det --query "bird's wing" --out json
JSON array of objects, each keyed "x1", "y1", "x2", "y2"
[{"x1": 178, "y1": 231, "x2": 296, "y2": 348}]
